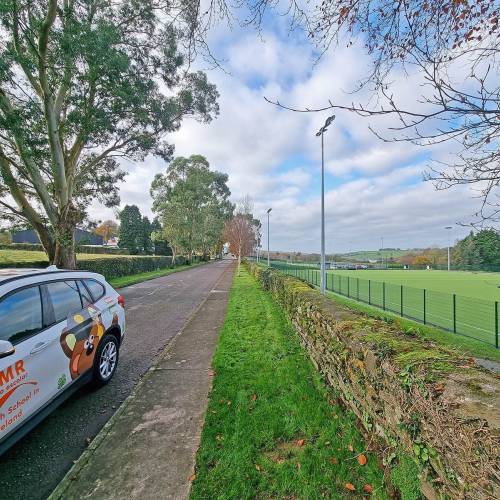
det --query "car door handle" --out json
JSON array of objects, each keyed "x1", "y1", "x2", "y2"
[{"x1": 30, "y1": 341, "x2": 51, "y2": 355}]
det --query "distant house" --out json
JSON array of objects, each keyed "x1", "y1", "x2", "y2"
[{"x1": 12, "y1": 228, "x2": 103, "y2": 246}]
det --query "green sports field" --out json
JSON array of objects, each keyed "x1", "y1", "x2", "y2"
[
  {"x1": 329, "y1": 269, "x2": 500, "y2": 301},
  {"x1": 276, "y1": 264, "x2": 500, "y2": 347}
]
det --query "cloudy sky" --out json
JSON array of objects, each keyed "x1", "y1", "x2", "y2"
[{"x1": 90, "y1": 10, "x2": 481, "y2": 253}]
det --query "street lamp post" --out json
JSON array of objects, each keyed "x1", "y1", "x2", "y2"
[
  {"x1": 316, "y1": 115, "x2": 335, "y2": 294},
  {"x1": 267, "y1": 208, "x2": 272, "y2": 267},
  {"x1": 445, "y1": 226, "x2": 452, "y2": 271}
]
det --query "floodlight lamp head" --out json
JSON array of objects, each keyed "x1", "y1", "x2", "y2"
[
  {"x1": 315, "y1": 114, "x2": 336, "y2": 137},
  {"x1": 267, "y1": 208, "x2": 272, "y2": 214},
  {"x1": 325, "y1": 115, "x2": 335, "y2": 127}
]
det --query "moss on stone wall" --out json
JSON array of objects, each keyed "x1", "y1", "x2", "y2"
[{"x1": 247, "y1": 263, "x2": 500, "y2": 500}]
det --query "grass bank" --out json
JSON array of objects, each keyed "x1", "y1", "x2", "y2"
[
  {"x1": 0, "y1": 249, "x2": 133, "y2": 264},
  {"x1": 191, "y1": 267, "x2": 386, "y2": 499},
  {"x1": 109, "y1": 261, "x2": 206, "y2": 288}
]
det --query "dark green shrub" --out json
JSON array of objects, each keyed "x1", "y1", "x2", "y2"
[{"x1": 77, "y1": 256, "x2": 183, "y2": 279}]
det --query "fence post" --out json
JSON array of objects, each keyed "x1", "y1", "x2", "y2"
[
  {"x1": 357, "y1": 277, "x2": 360, "y2": 300},
  {"x1": 400, "y1": 285, "x2": 403, "y2": 316},
  {"x1": 347, "y1": 277, "x2": 350, "y2": 297},
  {"x1": 495, "y1": 301, "x2": 498, "y2": 349},
  {"x1": 453, "y1": 294, "x2": 457, "y2": 333},
  {"x1": 382, "y1": 282, "x2": 386, "y2": 310},
  {"x1": 368, "y1": 280, "x2": 371, "y2": 305},
  {"x1": 423, "y1": 289, "x2": 426, "y2": 324}
]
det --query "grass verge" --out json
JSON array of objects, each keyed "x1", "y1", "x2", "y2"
[
  {"x1": 109, "y1": 261, "x2": 206, "y2": 288},
  {"x1": 0, "y1": 249, "x2": 134, "y2": 263},
  {"x1": 191, "y1": 267, "x2": 387, "y2": 500},
  {"x1": 325, "y1": 290, "x2": 500, "y2": 364}
]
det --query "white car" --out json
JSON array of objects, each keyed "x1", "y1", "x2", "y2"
[{"x1": 0, "y1": 267, "x2": 125, "y2": 455}]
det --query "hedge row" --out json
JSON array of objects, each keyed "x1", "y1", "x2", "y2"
[
  {"x1": 0, "y1": 255, "x2": 187, "y2": 280},
  {"x1": 0, "y1": 243, "x2": 129, "y2": 255},
  {"x1": 77, "y1": 256, "x2": 186, "y2": 280},
  {"x1": 247, "y1": 262, "x2": 499, "y2": 500}
]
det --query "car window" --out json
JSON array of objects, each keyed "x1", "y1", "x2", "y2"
[
  {"x1": 77, "y1": 280, "x2": 93, "y2": 307},
  {"x1": 83, "y1": 279, "x2": 105, "y2": 302},
  {"x1": 0, "y1": 286, "x2": 43, "y2": 343},
  {"x1": 46, "y1": 281, "x2": 83, "y2": 323}
]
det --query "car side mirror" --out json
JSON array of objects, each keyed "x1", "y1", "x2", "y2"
[{"x1": 0, "y1": 340, "x2": 15, "y2": 359}]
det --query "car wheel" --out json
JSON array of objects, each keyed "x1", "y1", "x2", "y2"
[{"x1": 93, "y1": 334, "x2": 119, "y2": 386}]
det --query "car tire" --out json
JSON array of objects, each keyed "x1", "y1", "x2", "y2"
[{"x1": 92, "y1": 334, "x2": 119, "y2": 386}]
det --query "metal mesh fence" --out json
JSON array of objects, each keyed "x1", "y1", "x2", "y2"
[{"x1": 266, "y1": 261, "x2": 499, "y2": 348}]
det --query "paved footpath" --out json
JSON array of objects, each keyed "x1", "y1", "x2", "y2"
[{"x1": 49, "y1": 260, "x2": 235, "y2": 500}]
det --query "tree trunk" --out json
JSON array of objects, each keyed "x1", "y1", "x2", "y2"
[
  {"x1": 171, "y1": 247, "x2": 176, "y2": 267},
  {"x1": 32, "y1": 222, "x2": 56, "y2": 263},
  {"x1": 53, "y1": 224, "x2": 76, "y2": 269},
  {"x1": 237, "y1": 245, "x2": 241, "y2": 275}
]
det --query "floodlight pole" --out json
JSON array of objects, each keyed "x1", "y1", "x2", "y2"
[
  {"x1": 445, "y1": 226, "x2": 452, "y2": 271},
  {"x1": 267, "y1": 208, "x2": 272, "y2": 267},
  {"x1": 316, "y1": 115, "x2": 335, "y2": 294}
]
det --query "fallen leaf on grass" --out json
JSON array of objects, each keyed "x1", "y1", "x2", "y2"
[
  {"x1": 363, "y1": 484, "x2": 373, "y2": 494},
  {"x1": 329, "y1": 457, "x2": 338, "y2": 464},
  {"x1": 296, "y1": 439, "x2": 305, "y2": 447},
  {"x1": 188, "y1": 473, "x2": 196, "y2": 481},
  {"x1": 296, "y1": 462, "x2": 301, "y2": 470},
  {"x1": 347, "y1": 444, "x2": 354, "y2": 452},
  {"x1": 433, "y1": 383, "x2": 445, "y2": 395},
  {"x1": 251, "y1": 393, "x2": 257, "y2": 401},
  {"x1": 219, "y1": 399, "x2": 225, "y2": 404},
  {"x1": 215, "y1": 434, "x2": 223, "y2": 441},
  {"x1": 345, "y1": 483, "x2": 356, "y2": 491},
  {"x1": 227, "y1": 400, "x2": 232, "y2": 406},
  {"x1": 358, "y1": 454, "x2": 367, "y2": 466},
  {"x1": 255, "y1": 464, "x2": 261, "y2": 471}
]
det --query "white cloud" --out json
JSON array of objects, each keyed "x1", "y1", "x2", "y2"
[{"x1": 89, "y1": 23, "x2": 488, "y2": 252}]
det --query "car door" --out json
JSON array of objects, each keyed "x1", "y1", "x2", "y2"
[
  {"x1": 0, "y1": 284, "x2": 54, "y2": 443},
  {"x1": 44, "y1": 280, "x2": 104, "y2": 385}
]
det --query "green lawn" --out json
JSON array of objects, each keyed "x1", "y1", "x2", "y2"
[
  {"x1": 0, "y1": 249, "x2": 133, "y2": 264},
  {"x1": 191, "y1": 267, "x2": 387, "y2": 499},
  {"x1": 276, "y1": 265, "x2": 500, "y2": 349}
]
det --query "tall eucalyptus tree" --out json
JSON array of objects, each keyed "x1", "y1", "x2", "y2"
[{"x1": 0, "y1": 0, "x2": 218, "y2": 267}]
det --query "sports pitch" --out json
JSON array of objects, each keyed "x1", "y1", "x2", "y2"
[{"x1": 328, "y1": 269, "x2": 500, "y2": 301}]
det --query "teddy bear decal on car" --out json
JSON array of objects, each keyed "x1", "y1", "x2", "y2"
[{"x1": 59, "y1": 306, "x2": 115, "y2": 380}]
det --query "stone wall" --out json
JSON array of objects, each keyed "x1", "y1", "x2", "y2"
[{"x1": 248, "y1": 263, "x2": 499, "y2": 499}]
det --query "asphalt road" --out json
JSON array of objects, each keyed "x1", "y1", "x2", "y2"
[{"x1": 0, "y1": 260, "x2": 233, "y2": 500}]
